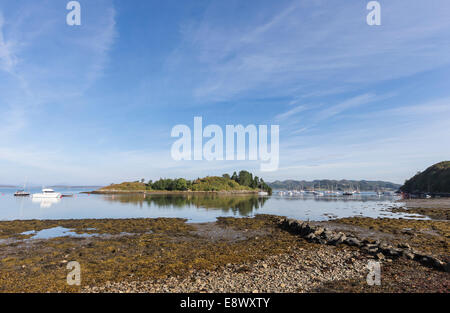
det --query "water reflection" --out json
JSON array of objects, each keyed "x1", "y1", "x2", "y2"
[
  {"x1": 32, "y1": 197, "x2": 61, "y2": 208},
  {"x1": 21, "y1": 226, "x2": 95, "y2": 240},
  {"x1": 0, "y1": 188, "x2": 413, "y2": 222},
  {"x1": 103, "y1": 194, "x2": 269, "y2": 216}
]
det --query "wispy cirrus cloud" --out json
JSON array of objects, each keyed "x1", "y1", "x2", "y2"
[
  {"x1": 0, "y1": 2, "x2": 116, "y2": 113},
  {"x1": 168, "y1": 1, "x2": 450, "y2": 104},
  {"x1": 275, "y1": 104, "x2": 308, "y2": 121},
  {"x1": 0, "y1": 12, "x2": 17, "y2": 73},
  {"x1": 0, "y1": 1, "x2": 117, "y2": 179}
]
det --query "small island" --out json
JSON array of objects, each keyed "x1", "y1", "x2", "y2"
[{"x1": 92, "y1": 170, "x2": 272, "y2": 195}]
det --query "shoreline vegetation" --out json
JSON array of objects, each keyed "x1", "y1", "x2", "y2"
[
  {"x1": 0, "y1": 200, "x2": 448, "y2": 293},
  {"x1": 94, "y1": 170, "x2": 272, "y2": 195}
]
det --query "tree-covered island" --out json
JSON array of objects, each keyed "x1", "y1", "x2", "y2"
[{"x1": 96, "y1": 170, "x2": 272, "y2": 195}]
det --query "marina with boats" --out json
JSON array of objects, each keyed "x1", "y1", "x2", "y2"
[{"x1": 275, "y1": 187, "x2": 396, "y2": 198}]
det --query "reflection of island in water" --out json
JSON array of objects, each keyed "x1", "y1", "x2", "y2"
[{"x1": 103, "y1": 194, "x2": 268, "y2": 216}]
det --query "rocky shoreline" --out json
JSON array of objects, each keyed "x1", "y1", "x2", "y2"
[{"x1": 279, "y1": 218, "x2": 449, "y2": 272}]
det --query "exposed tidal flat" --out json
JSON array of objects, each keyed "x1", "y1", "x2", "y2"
[{"x1": 0, "y1": 202, "x2": 449, "y2": 293}]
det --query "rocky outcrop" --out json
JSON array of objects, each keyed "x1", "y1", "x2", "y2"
[{"x1": 278, "y1": 218, "x2": 449, "y2": 273}]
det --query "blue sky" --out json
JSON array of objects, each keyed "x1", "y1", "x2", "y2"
[{"x1": 0, "y1": 0, "x2": 449, "y2": 185}]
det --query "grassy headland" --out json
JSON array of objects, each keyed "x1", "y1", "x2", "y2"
[{"x1": 400, "y1": 161, "x2": 450, "y2": 194}]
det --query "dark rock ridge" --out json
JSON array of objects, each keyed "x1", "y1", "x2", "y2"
[{"x1": 278, "y1": 218, "x2": 449, "y2": 273}]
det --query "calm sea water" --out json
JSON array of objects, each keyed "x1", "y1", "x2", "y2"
[{"x1": 0, "y1": 187, "x2": 422, "y2": 223}]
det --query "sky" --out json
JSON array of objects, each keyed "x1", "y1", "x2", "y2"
[{"x1": 0, "y1": 0, "x2": 449, "y2": 186}]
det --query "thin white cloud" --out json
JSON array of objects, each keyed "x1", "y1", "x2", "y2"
[
  {"x1": 313, "y1": 93, "x2": 378, "y2": 122},
  {"x1": 275, "y1": 104, "x2": 308, "y2": 121}
]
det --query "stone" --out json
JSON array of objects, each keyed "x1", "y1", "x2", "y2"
[
  {"x1": 387, "y1": 248, "x2": 401, "y2": 257},
  {"x1": 376, "y1": 253, "x2": 385, "y2": 260},
  {"x1": 292, "y1": 220, "x2": 303, "y2": 232},
  {"x1": 430, "y1": 257, "x2": 445, "y2": 271},
  {"x1": 402, "y1": 251, "x2": 415, "y2": 260},
  {"x1": 322, "y1": 230, "x2": 334, "y2": 240},
  {"x1": 313, "y1": 227, "x2": 325, "y2": 236},
  {"x1": 327, "y1": 233, "x2": 346, "y2": 246},
  {"x1": 365, "y1": 243, "x2": 379, "y2": 249},
  {"x1": 302, "y1": 223, "x2": 312, "y2": 236},
  {"x1": 362, "y1": 238, "x2": 376, "y2": 245},
  {"x1": 379, "y1": 243, "x2": 390, "y2": 250},
  {"x1": 345, "y1": 237, "x2": 361, "y2": 247},
  {"x1": 362, "y1": 246, "x2": 378, "y2": 254},
  {"x1": 397, "y1": 243, "x2": 411, "y2": 250},
  {"x1": 413, "y1": 253, "x2": 425, "y2": 261}
]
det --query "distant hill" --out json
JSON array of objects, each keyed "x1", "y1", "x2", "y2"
[
  {"x1": 400, "y1": 161, "x2": 450, "y2": 194},
  {"x1": 269, "y1": 179, "x2": 401, "y2": 191}
]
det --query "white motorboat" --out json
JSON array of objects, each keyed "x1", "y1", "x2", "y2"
[{"x1": 32, "y1": 189, "x2": 62, "y2": 199}]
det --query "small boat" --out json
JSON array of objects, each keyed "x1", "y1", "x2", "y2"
[
  {"x1": 32, "y1": 189, "x2": 62, "y2": 198},
  {"x1": 258, "y1": 191, "x2": 269, "y2": 196},
  {"x1": 342, "y1": 191, "x2": 354, "y2": 196},
  {"x1": 14, "y1": 180, "x2": 30, "y2": 196},
  {"x1": 14, "y1": 190, "x2": 30, "y2": 197},
  {"x1": 61, "y1": 194, "x2": 73, "y2": 198},
  {"x1": 314, "y1": 191, "x2": 324, "y2": 196}
]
